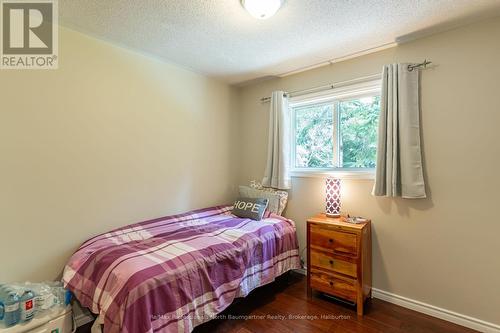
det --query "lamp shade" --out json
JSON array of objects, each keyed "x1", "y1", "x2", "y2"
[{"x1": 326, "y1": 178, "x2": 341, "y2": 217}]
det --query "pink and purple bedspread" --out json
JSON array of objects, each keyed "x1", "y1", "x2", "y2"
[{"x1": 63, "y1": 205, "x2": 300, "y2": 333}]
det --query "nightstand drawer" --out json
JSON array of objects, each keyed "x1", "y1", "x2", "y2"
[
  {"x1": 310, "y1": 269, "x2": 357, "y2": 302},
  {"x1": 310, "y1": 226, "x2": 357, "y2": 256},
  {"x1": 310, "y1": 250, "x2": 357, "y2": 278}
]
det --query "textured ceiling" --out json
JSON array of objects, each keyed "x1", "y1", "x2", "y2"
[{"x1": 59, "y1": 0, "x2": 500, "y2": 84}]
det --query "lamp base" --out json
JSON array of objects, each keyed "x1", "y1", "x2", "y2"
[{"x1": 326, "y1": 212, "x2": 340, "y2": 218}]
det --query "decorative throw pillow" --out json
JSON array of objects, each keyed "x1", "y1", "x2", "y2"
[
  {"x1": 239, "y1": 186, "x2": 281, "y2": 215},
  {"x1": 259, "y1": 187, "x2": 288, "y2": 215},
  {"x1": 232, "y1": 198, "x2": 269, "y2": 221},
  {"x1": 244, "y1": 180, "x2": 288, "y2": 215}
]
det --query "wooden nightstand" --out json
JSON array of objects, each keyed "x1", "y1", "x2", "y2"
[{"x1": 307, "y1": 213, "x2": 372, "y2": 315}]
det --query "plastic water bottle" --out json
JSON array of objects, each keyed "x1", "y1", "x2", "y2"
[
  {"x1": 28, "y1": 283, "x2": 55, "y2": 315},
  {"x1": 18, "y1": 289, "x2": 35, "y2": 322},
  {"x1": 0, "y1": 289, "x2": 21, "y2": 327},
  {"x1": 46, "y1": 281, "x2": 72, "y2": 306}
]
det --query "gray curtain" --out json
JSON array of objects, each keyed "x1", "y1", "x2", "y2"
[
  {"x1": 262, "y1": 91, "x2": 291, "y2": 190},
  {"x1": 373, "y1": 64, "x2": 426, "y2": 198}
]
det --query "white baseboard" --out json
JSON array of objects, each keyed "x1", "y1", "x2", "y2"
[
  {"x1": 294, "y1": 268, "x2": 498, "y2": 332},
  {"x1": 372, "y1": 288, "x2": 500, "y2": 333}
]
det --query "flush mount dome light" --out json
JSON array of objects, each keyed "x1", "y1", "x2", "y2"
[{"x1": 241, "y1": 0, "x2": 282, "y2": 19}]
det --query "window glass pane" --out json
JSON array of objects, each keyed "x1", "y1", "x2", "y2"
[
  {"x1": 338, "y1": 95, "x2": 380, "y2": 168},
  {"x1": 294, "y1": 103, "x2": 334, "y2": 168}
]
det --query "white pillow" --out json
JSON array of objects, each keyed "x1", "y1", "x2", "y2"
[{"x1": 239, "y1": 185, "x2": 288, "y2": 215}]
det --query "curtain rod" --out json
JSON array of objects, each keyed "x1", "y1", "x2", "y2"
[
  {"x1": 407, "y1": 59, "x2": 432, "y2": 72},
  {"x1": 260, "y1": 60, "x2": 432, "y2": 103}
]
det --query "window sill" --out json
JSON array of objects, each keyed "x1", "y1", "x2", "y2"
[{"x1": 290, "y1": 170, "x2": 375, "y2": 180}]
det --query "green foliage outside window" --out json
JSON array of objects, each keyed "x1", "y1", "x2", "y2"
[
  {"x1": 294, "y1": 95, "x2": 380, "y2": 169},
  {"x1": 339, "y1": 96, "x2": 380, "y2": 168},
  {"x1": 295, "y1": 103, "x2": 334, "y2": 168}
]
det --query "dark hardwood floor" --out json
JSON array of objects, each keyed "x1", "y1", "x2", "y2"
[
  {"x1": 77, "y1": 272, "x2": 477, "y2": 333},
  {"x1": 193, "y1": 272, "x2": 477, "y2": 333}
]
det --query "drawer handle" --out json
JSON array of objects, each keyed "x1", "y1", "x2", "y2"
[
  {"x1": 329, "y1": 281, "x2": 334, "y2": 286},
  {"x1": 329, "y1": 239, "x2": 334, "y2": 243},
  {"x1": 329, "y1": 260, "x2": 334, "y2": 265}
]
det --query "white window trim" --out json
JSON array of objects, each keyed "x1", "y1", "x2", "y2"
[
  {"x1": 290, "y1": 169, "x2": 375, "y2": 180},
  {"x1": 289, "y1": 77, "x2": 381, "y2": 180}
]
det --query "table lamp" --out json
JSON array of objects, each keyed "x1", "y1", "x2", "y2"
[{"x1": 326, "y1": 177, "x2": 341, "y2": 217}]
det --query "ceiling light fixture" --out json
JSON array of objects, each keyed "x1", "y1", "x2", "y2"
[{"x1": 241, "y1": 0, "x2": 282, "y2": 20}]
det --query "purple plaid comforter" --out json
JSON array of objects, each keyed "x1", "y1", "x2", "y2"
[{"x1": 63, "y1": 205, "x2": 300, "y2": 333}]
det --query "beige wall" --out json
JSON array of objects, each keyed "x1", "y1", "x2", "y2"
[
  {"x1": 2, "y1": 15, "x2": 500, "y2": 327},
  {"x1": 237, "y1": 17, "x2": 500, "y2": 325},
  {"x1": 0, "y1": 27, "x2": 239, "y2": 282}
]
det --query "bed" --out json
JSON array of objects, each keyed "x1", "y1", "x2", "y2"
[{"x1": 62, "y1": 205, "x2": 300, "y2": 333}]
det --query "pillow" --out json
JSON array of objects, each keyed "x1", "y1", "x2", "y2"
[
  {"x1": 232, "y1": 198, "x2": 269, "y2": 221},
  {"x1": 257, "y1": 187, "x2": 288, "y2": 215},
  {"x1": 240, "y1": 183, "x2": 288, "y2": 215},
  {"x1": 239, "y1": 186, "x2": 280, "y2": 215}
]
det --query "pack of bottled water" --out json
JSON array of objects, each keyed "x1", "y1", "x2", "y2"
[{"x1": 0, "y1": 282, "x2": 71, "y2": 328}]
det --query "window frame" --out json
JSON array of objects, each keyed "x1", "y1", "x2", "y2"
[{"x1": 289, "y1": 78, "x2": 381, "y2": 179}]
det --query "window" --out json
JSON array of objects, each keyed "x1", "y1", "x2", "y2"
[{"x1": 291, "y1": 79, "x2": 381, "y2": 176}]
